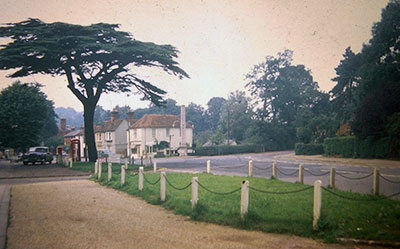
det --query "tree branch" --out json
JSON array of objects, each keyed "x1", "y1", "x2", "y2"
[{"x1": 64, "y1": 66, "x2": 87, "y2": 103}]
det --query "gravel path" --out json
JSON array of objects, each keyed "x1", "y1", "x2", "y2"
[{"x1": 7, "y1": 180, "x2": 373, "y2": 249}]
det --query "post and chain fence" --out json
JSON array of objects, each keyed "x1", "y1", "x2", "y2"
[
  {"x1": 196, "y1": 180, "x2": 241, "y2": 195},
  {"x1": 276, "y1": 167, "x2": 299, "y2": 177},
  {"x1": 336, "y1": 171, "x2": 374, "y2": 180},
  {"x1": 249, "y1": 185, "x2": 313, "y2": 195},
  {"x1": 303, "y1": 169, "x2": 330, "y2": 177},
  {"x1": 143, "y1": 173, "x2": 161, "y2": 185},
  {"x1": 380, "y1": 174, "x2": 400, "y2": 184},
  {"x1": 322, "y1": 186, "x2": 400, "y2": 201},
  {"x1": 164, "y1": 176, "x2": 192, "y2": 191}
]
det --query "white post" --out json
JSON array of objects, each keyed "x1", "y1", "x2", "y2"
[
  {"x1": 121, "y1": 166, "x2": 125, "y2": 187},
  {"x1": 313, "y1": 180, "x2": 322, "y2": 230},
  {"x1": 153, "y1": 162, "x2": 157, "y2": 173},
  {"x1": 248, "y1": 160, "x2": 253, "y2": 177},
  {"x1": 207, "y1": 160, "x2": 211, "y2": 174},
  {"x1": 125, "y1": 160, "x2": 128, "y2": 170},
  {"x1": 299, "y1": 164, "x2": 304, "y2": 184},
  {"x1": 272, "y1": 163, "x2": 277, "y2": 178},
  {"x1": 191, "y1": 177, "x2": 198, "y2": 209},
  {"x1": 108, "y1": 162, "x2": 112, "y2": 182},
  {"x1": 373, "y1": 168, "x2": 380, "y2": 195},
  {"x1": 69, "y1": 158, "x2": 73, "y2": 168},
  {"x1": 240, "y1": 180, "x2": 249, "y2": 220},
  {"x1": 95, "y1": 160, "x2": 98, "y2": 174},
  {"x1": 330, "y1": 167, "x2": 335, "y2": 188},
  {"x1": 98, "y1": 162, "x2": 102, "y2": 179},
  {"x1": 160, "y1": 172, "x2": 166, "y2": 202},
  {"x1": 139, "y1": 167, "x2": 144, "y2": 191}
]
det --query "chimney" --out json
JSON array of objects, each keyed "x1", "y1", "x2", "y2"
[
  {"x1": 111, "y1": 109, "x2": 119, "y2": 121},
  {"x1": 60, "y1": 118, "x2": 67, "y2": 131},
  {"x1": 127, "y1": 109, "x2": 135, "y2": 121}
]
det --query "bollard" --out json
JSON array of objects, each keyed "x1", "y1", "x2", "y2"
[
  {"x1": 153, "y1": 162, "x2": 157, "y2": 172},
  {"x1": 272, "y1": 163, "x2": 277, "y2": 178},
  {"x1": 125, "y1": 160, "x2": 128, "y2": 170},
  {"x1": 191, "y1": 177, "x2": 198, "y2": 209},
  {"x1": 69, "y1": 158, "x2": 73, "y2": 168},
  {"x1": 108, "y1": 162, "x2": 112, "y2": 182},
  {"x1": 95, "y1": 160, "x2": 98, "y2": 174},
  {"x1": 240, "y1": 180, "x2": 249, "y2": 220},
  {"x1": 330, "y1": 167, "x2": 336, "y2": 188},
  {"x1": 313, "y1": 180, "x2": 322, "y2": 230},
  {"x1": 207, "y1": 160, "x2": 211, "y2": 174},
  {"x1": 121, "y1": 166, "x2": 125, "y2": 187},
  {"x1": 248, "y1": 160, "x2": 253, "y2": 177},
  {"x1": 144, "y1": 156, "x2": 148, "y2": 167},
  {"x1": 160, "y1": 172, "x2": 166, "y2": 202},
  {"x1": 373, "y1": 168, "x2": 380, "y2": 195},
  {"x1": 98, "y1": 162, "x2": 102, "y2": 179},
  {"x1": 139, "y1": 167, "x2": 144, "y2": 191},
  {"x1": 299, "y1": 164, "x2": 304, "y2": 184},
  {"x1": 150, "y1": 156, "x2": 153, "y2": 166}
]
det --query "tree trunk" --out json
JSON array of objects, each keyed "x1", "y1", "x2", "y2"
[{"x1": 83, "y1": 102, "x2": 97, "y2": 162}]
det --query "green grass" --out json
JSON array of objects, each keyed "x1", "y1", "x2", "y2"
[
  {"x1": 95, "y1": 172, "x2": 400, "y2": 243},
  {"x1": 70, "y1": 161, "x2": 152, "y2": 174}
]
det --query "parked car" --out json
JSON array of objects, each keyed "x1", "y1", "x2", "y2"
[
  {"x1": 22, "y1": 146, "x2": 53, "y2": 165},
  {"x1": 97, "y1": 149, "x2": 121, "y2": 163}
]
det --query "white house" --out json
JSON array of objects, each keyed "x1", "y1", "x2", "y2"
[{"x1": 127, "y1": 114, "x2": 193, "y2": 158}]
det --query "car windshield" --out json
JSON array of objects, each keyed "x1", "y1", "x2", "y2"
[{"x1": 29, "y1": 147, "x2": 48, "y2": 152}]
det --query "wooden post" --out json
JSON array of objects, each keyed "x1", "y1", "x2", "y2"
[
  {"x1": 299, "y1": 164, "x2": 304, "y2": 184},
  {"x1": 313, "y1": 180, "x2": 322, "y2": 230},
  {"x1": 108, "y1": 162, "x2": 112, "y2": 182},
  {"x1": 121, "y1": 166, "x2": 125, "y2": 187},
  {"x1": 153, "y1": 162, "x2": 157, "y2": 172},
  {"x1": 206, "y1": 160, "x2": 211, "y2": 174},
  {"x1": 330, "y1": 167, "x2": 335, "y2": 188},
  {"x1": 150, "y1": 156, "x2": 153, "y2": 166},
  {"x1": 191, "y1": 177, "x2": 198, "y2": 209},
  {"x1": 69, "y1": 158, "x2": 73, "y2": 168},
  {"x1": 241, "y1": 181, "x2": 249, "y2": 220},
  {"x1": 98, "y1": 162, "x2": 102, "y2": 179},
  {"x1": 95, "y1": 160, "x2": 98, "y2": 174},
  {"x1": 272, "y1": 163, "x2": 277, "y2": 178},
  {"x1": 373, "y1": 168, "x2": 380, "y2": 195},
  {"x1": 125, "y1": 160, "x2": 128, "y2": 170},
  {"x1": 160, "y1": 172, "x2": 166, "y2": 202},
  {"x1": 139, "y1": 167, "x2": 144, "y2": 191},
  {"x1": 248, "y1": 160, "x2": 253, "y2": 177}
]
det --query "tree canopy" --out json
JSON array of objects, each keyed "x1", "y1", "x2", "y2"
[
  {"x1": 0, "y1": 81, "x2": 57, "y2": 151},
  {"x1": 0, "y1": 19, "x2": 188, "y2": 161}
]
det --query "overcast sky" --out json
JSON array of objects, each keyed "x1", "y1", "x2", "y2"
[{"x1": 0, "y1": 0, "x2": 389, "y2": 112}]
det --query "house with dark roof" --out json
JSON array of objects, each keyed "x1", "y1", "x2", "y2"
[
  {"x1": 95, "y1": 109, "x2": 135, "y2": 156},
  {"x1": 127, "y1": 114, "x2": 193, "y2": 158}
]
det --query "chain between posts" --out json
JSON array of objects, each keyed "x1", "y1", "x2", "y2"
[
  {"x1": 303, "y1": 169, "x2": 330, "y2": 176},
  {"x1": 196, "y1": 180, "x2": 241, "y2": 195},
  {"x1": 276, "y1": 167, "x2": 299, "y2": 176},
  {"x1": 336, "y1": 172, "x2": 373, "y2": 180},
  {"x1": 127, "y1": 172, "x2": 138, "y2": 177},
  {"x1": 380, "y1": 174, "x2": 400, "y2": 184},
  {"x1": 253, "y1": 164, "x2": 273, "y2": 170},
  {"x1": 164, "y1": 176, "x2": 192, "y2": 190},
  {"x1": 218, "y1": 164, "x2": 247, "y2": 169},
  {"x1": 143, "y1": 173, "x2": 161, "y2": 185},
  {"x1": 249, "y1": 185, "x2": 313, "y2": 195},
  {"x1": 322, "y1": 187, "x2": 400, "y2": 201}
]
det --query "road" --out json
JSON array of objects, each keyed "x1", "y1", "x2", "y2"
[{"x1": 154, "y1": 151, "x2": 400, "y2": 199}]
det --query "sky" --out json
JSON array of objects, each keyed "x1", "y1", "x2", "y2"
[{"x1": 0, "y1": 0, "x2": 389, "y2": 112}]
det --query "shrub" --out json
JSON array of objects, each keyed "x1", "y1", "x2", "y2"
[
  {"x1": 323, "y1": 136, "x2": 391, "y2": 158},
  {"x1": 294, "y1": 143, "x2": 324, "y2": 155},
  {"x1": 195, "y1": 144, "x2": 263, "y2": 156}
]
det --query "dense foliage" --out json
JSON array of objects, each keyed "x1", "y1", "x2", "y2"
[
  {"x1": 323, "y1": 136, "x2": 390, "y2": 158},
  {"x1": 294, "y1": 143, "x2": 324, "y2": 155},
  {"x1": 0, "y1": 81, "x2": 58, "y2": 151}
]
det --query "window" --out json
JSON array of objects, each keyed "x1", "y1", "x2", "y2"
[
  {"x1": 106, "y1": 132, "x2": 112, "y2": 141},
  {"x1": 96, "y1": 133, "x2": 102, "y2": 141},
  {"x1": 152, "y1": 128, "x2": 156, "y2": 138}
]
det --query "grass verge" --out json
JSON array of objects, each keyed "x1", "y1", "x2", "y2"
[{"x1": 95, "y1": 172, "x2": 400, "y2": 243}]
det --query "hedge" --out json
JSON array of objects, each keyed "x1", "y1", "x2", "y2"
[
  {"x1": 323, "y1": 136, "x2": 390, "y2": 158},
  {"x1": 195, "y1": 144, "x2": 264, "y2": 156},
  {"x1": 294, "y1": 143, "x2": 324, "y2": 155}
]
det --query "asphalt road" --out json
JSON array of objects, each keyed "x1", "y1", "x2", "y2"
[{"x1": 154, "y1": 151, "x2": 400, "y2": 200}]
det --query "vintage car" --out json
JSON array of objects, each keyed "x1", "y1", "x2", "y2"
[{"x1": 22, "y1": 146, "x2": 53, "y2": 165}]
